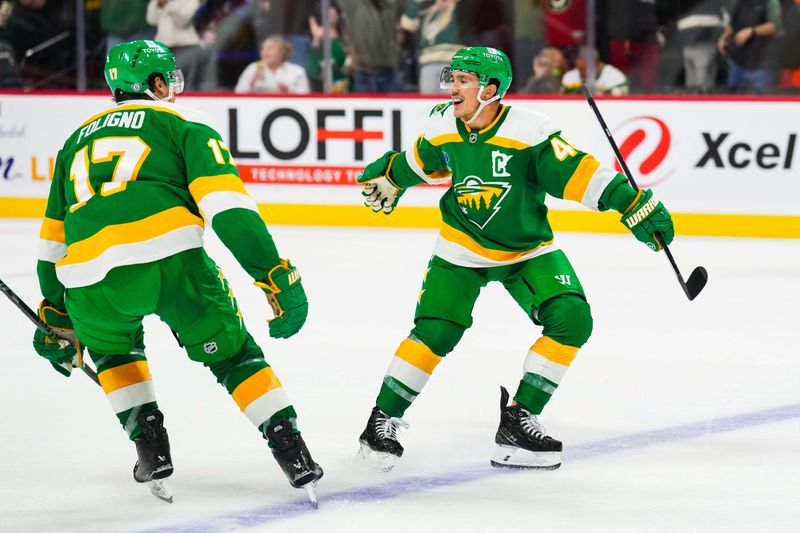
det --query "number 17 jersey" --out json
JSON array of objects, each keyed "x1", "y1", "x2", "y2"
[{"x1": 38, "y1": 100, "x2": 273, "y2": 305}]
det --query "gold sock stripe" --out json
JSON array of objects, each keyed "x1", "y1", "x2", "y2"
[
  {"x1": 395, "y1": 338, "x2": 442, "y2": 375},
  {"x1": 98, "y1": 360, "x2": 152, "y2": 394},
  {"x1": 530, "y1": 336, "x2": 579, "y2": 367},
  {"x1": 231, "y1": 367, "x2": 282, "y2": 411}
]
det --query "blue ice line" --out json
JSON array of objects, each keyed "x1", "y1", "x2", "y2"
[{"x1": 139, "y1": 402, "x2": 800, "y2": 533}]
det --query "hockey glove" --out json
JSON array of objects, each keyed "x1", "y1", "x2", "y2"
[
  {"x1": 254, "y1": 259, "x2": 308, "y2": 339},
  {"x1": 32, "y1": 300, "x2": 83, "y2": 377},
  {"x1": 357, "y1": 150, "x2": 404, "y2": 214},
  {"x1": 621, "y1": 189, "x2": 675, "y2": 251}
]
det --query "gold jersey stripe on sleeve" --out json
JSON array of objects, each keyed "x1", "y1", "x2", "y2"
[
  {"x1": 98, "y1": 360, "x2": 152, "y2": 395},
  {"x1": 411, "y1": 136, "x2": 453, "y2": 182},
  {"x1": 529, "y1": 335, "x2": 579, "y2": 366},
  {"x1": 231, "y1": 367, "x2": 283, "y2": 411},
  {"x1": 188, "y1": 174, "x2": 248, "y2": 204},
  {"x1": 40, "y1": 217, "x2": 65, "y2": 243},
  {"x1": 395, "y1": 338, "x2": 443, "y2": 374},
  {"x1": 563, "y1": 154, "x2": 601, "y2": 203},
  {"x1": 57, "y1": 207, "x2": 203, "y2": 266}
]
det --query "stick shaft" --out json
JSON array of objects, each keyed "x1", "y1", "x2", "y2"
[{"x1": 580, "y1": 84, "x2": 695, "y2": 300}]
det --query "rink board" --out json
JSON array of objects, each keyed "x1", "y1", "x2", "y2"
[{"x1": 0, "y1": 92, "x2": 798, "y2": 238}]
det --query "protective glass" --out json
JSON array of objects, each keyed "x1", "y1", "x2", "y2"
[
  {"x1": 167, "y1": 69, "x2": 185, "y2": 94},
  {"x1": 439, "y1": 67, "x2": 480, "y2": 90}
]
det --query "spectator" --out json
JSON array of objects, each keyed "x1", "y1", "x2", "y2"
[
  {"x1": 718, "y1": 0, "x2": 783, "y2": 94},
  {"x1": 521, "y1": 46, "x2": 565, "y2": 93},
  {"x1": 511, "y1": 0, "x2": 546, "y2": 88},
  {"x1": 146, "y1": 0, "x2": 205, "y2": 90},
  {"x1": 307, "y1": 2, "x2": 349, "y2": 93},
  {"x1": 544, "y1": 0, "x2": 585, "y2": 48},
  {"x1": 0, "y1": 1, "x2": 22, "y2": 88},
  {"x1": 561, "y1": 46, "x2": 629, "y2": 95},
  {"x1": 235, "y1": 35, "x2": 310, "y2": 93},
  {"x1": 400, "y1": 0, "x2": 468, "y2": 94},
  {"x1": 677, "y1": 0, "x2": 728, "y2": 93},
  {"x1": 606, "y1": 0, "x2": 660, "y2": 92},
  {"x1": 102, "y1": 0, "x2": 154, "y2": 52},
  {"x1": 338, "y1": 0, "x2": 403, "y2": 93}
]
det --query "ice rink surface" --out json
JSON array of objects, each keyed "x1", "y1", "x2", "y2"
[{"x1": 1, "y1": 219, "x2": 798, "y2": 533}]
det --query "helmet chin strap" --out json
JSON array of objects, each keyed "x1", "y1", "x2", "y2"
[{"x1": 464, "y1": 85, "x2": 501, "y2": 126}]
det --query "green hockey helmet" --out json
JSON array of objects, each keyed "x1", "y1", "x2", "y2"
[
  {"x1": 441, "y1": 46, "x2": 513, "y2": 98},
  {"x1": 104, "y1": 40, "x2": 184, "y2": 99}
]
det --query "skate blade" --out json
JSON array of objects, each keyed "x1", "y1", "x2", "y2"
[
  {"x1": 303, "y1": 483, "x2": 319, "y2": 509},
  {"x1": 357, "y1": 443, "x2": 398, "y2": 472},
  {"x1": 490, "y1": 444, "x2": 561, "y2": 470},
  {"x1": 146, "y1": 479, "x2": 174, "y2": 503}
]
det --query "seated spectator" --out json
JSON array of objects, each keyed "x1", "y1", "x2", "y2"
[
  {"x1": 521, "y1": 46, "x2": 566, "y2": 94},
  {"x1": 307, "y1": 2, "x2": 349, "y2": 93},
  {"x1": 561, "y1": 48, "x2": 629, "y2": 95},
  {"x1": 235, "y1": 35, "x2": 310, "y2": 93}
]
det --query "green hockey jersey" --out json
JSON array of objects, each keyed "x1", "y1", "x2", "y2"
[
  {"x1": 37, "y1": 100, "x2": 280, "y2": 307},
  {"x1": 387, "y1": 102, "x2": 628, "y2": 268}
]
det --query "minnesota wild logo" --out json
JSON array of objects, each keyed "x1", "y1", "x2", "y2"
[{"x1": 454, "y1": 176, "x2": 511, "y2": 229}]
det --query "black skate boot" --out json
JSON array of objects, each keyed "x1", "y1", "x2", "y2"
[
  {"x1": 264, "y1": 420, "x2": 323, "y2": 506},
  {"x1": 357, "y1": 406, "x2": 409, "y2": 472},
  {"x1": 490, "y1": 386, "x2": 562, "y2": 470},
  {"x1": 132, "y1": 409, "x2": 174, "y2": 502}
]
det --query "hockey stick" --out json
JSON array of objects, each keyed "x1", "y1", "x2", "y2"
[
  {"x1": 0, "y1": 278, "x2": 100, "y2": 385},
  {"x1": 581, "y1": 84, "x2": 708, "y2": 301}
]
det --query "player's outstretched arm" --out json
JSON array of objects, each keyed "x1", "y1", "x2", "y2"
[{"x1": 357, "y1": 151, "x2": 404, "y2": 215}]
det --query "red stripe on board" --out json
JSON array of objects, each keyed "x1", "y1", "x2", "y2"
[{"x1": 316, "y1": 129, "x2": 384, "y2": 141}]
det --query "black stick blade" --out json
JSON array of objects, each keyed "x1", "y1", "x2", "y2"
[{"x1": 685, "y1": 266, "x2": 708, "y2": 301}]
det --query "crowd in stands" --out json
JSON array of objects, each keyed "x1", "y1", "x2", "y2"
[{"x1": 1, "y1": 0, "x2": 799, "y2": 94}]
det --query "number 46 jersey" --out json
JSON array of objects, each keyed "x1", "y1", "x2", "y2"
[
  {"x1": 387, "y1": 102, "x2": 631, "y2": 268},
  {"x1": 37, "y1": 100, "x2": 279, "y2": 308}
]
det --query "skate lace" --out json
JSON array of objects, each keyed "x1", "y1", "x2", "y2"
[
  {"x1": 519, "y1": 409, "x2": 547, "y2": 440},
  {"x1": 376, "y1": 415, "x2": 409, "y2": 441}
]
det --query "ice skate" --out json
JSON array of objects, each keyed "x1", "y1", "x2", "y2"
[
  {"x1": 358, "y1": 406, "x2": 409, "y2": 472},
  {"x1": 264, "y1": 420, "x2": 324, "y2": 508},
  {"x1": 132, "y1": 409, "x2": 174, "y2": 503},
  {"x1": 490, "y1": 386, "x2": 562, "y2": 470}
]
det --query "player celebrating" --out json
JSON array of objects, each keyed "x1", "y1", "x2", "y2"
[
  {"x1": 356, "y1": 47, "x2": 674, "y2": 471},
  {"x1": 32, "y1": 41, "x2": 322, "y2": 503}
]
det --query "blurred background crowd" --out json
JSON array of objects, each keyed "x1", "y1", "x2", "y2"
[{"x1": 1, "y1": 0, "x2": 799, "y2": 95}]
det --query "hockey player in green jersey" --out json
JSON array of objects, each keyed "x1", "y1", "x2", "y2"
[
  {"x1": 31, "y1": 40, "x2": 323, "y2": 503},
  {"x1": 356, "y1": 47, "x2": 674, "y2": 471}
]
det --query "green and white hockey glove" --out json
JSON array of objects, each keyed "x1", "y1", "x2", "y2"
[
  {"x1": 357, "y1": 150, "x2": 404, "y2": 214},
  {"x1": 621, "y1": 189, "x2": 675, "y2": 251},
  {"x1": 254, "y1": 259, "x2": 308, "y2": 339},
  {"x1": 32, "y1": 300, "x2": 83, "y2": 377}
]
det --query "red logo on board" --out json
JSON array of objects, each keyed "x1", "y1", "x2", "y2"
[{"x1": 613, "y1": 115, "x2": 673, "y2": 187}]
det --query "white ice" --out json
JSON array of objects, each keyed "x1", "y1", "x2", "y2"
[{"x1": 1, "y1": 219, "x2": 798, "y2": 533}]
